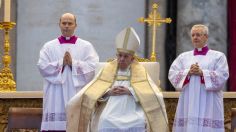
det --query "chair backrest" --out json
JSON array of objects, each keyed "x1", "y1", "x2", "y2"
[
  {"x1": 96, "y1": 62, "x2": 160, "y2": 86},
  {"x1": 7, "y1": 107, "x2": 42, "y2": 131}
]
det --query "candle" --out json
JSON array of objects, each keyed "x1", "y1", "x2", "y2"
[{"x1": 4, "y1": 0, "x2": 11, "y2": 22}]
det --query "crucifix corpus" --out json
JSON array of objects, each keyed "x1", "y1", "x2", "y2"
[{"x1": 138, "y1": 3, "x2": 172, "y2": 61}]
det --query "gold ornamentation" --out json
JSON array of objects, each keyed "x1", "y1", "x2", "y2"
[
  {"x1": 107, "y1": 55, "x2": 151, "y2": 62},
  {"x1": 0, "y1": 22, "x2": 16, "y2": 91},
  {"x1": 134, "y1": 56, "x2": 151, "y2": 62},
  {"x1": 164, "y1": 98, "x2": 178, "y2": 131},
  {"x1": 138, "y1": 3, "x2": 172, "y2": 61},
  {"x1": 224, "y1": 98, "x2": 236, "y2": 131},
  {"x1": 0, "y1": 93, "x2": 234, "y2": 131},
  {"x1": 0, "y1": 98, "x2": 42, "y2": 131}
]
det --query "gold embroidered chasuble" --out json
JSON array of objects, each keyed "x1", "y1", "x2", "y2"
[{"x1": 66, "y1": 60, "x2": 169, "y2": 132}]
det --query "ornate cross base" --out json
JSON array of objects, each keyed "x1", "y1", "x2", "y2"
[
  {"x1": 0, "y1": 67, "x2": 16, "y2": 91},
  {"x1": 0, "y1": 22, "x2": 16, "y2": 91}
]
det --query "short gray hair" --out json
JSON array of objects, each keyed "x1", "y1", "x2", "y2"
[{"x1": 191, "y1": 24, "x2": 209, "y2": 35}]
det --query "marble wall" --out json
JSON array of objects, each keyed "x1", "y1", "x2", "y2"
[
  {"x1": 177, "y1": 0, "x2": 227, "y2": 55},
  {"x1": 16, "y1": 0, "x2": 146, "y2": 91},
  {"x1": 2, "y1": 0, "x2": 228, "y2": 91}
]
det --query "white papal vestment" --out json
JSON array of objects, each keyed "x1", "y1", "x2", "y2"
[
  {"x1": 37, "y1": 37, "x2": 99, "y2": 131},
  {"x1": 169, "y1": 49, "x2": 229, "y2": 132},
  {"x1": 98, "y1": 68, "x2": 146, "y2": 132},
  {"x1": 66, "y1": 60, "x2": 168, "y2": 132}
]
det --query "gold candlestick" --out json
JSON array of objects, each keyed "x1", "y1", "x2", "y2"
[
  {"x1": 0, "y1": 22, "x2": 16, "y2": 91},
  {"x1": 138, "y1": 3, "x2": 172, "y2": 61}
]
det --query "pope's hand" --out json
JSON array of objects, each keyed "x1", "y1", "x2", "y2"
[{"x1": 108, "y1": 86, "x2": 131, "y2": 96}]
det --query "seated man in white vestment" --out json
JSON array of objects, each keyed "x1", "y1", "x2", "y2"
[
  {"x1": 168, "y1": 24, "x2": 229, "y2": 132},
  {"x1": 66, "y1": 27, "x2": 169, "y2": 132}
]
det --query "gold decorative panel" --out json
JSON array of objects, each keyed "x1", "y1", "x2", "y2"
[
  {"x1": 0, "y1": 98, "x2": 42, "y2": 131},
  {"x1": 0, "y1": 92, "x2": 235, "y2": 131}
]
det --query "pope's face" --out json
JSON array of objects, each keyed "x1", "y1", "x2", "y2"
[
  {"x1": 191, "y1": 27, "x2": 208, "y2": 48},
  {"x1": 117, "y1": 52, "x2": 134, "y2": 70},
  {"x1": 59, "y1": 14, "x2": 77, "y2": 37}
]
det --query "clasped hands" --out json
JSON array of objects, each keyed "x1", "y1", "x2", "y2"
[
  {"x1": 188, "y1": 63, "x2": 203, "y2": 76},
  {"x1": 63, "y1": 51, "x2": 72, "y2": 71},
  {"x1": 107, "y1": 86, "x2": 131, "y2": 96}
]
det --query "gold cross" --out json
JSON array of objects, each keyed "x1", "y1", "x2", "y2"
[{"x1": 138, "y1": 3, "x2": 172, "y2": 61}]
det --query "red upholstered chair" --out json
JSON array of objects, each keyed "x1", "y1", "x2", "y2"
[
  {"x1": 231, "y1": 108, "x2": 236, "y2": 132},
  {"x1": 7, "y1": 107, "x2": 42, "y2": 132}
]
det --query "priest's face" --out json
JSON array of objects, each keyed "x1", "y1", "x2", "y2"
[
  {"x1": 59, "y1": 13, "x2": 77, "y2": 37},
  {"x1": 191, "y1": 27, "x2": 208, "y2": 48},
  {"x1": 117, "y1": 52, "x2": 134, "y2": 70}
]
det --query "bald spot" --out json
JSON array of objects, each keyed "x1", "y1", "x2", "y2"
[{"x1": 60, "y1": 13, "x2": 77, "y2": 24}]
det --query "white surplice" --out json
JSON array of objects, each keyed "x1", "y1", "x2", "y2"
[
  {"x1": 168, "y1": 50, "x2": 229, "y2": 132},
  {"x1": 37, "y1": 38, "x2": 99, "y2": 131}
]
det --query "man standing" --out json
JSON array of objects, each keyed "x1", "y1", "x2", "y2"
[
  {"x1": 37, "y1": 13, "x2": 99, "y2": 132},
  {"x1": 66, "y1": 27, "x2": 169, "y2": 132},
  {"x1": 168, "y1": 24, "x2": 229, "y2": 132}
]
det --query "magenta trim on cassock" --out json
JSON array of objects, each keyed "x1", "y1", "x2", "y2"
[
  {"x1": 58, "y1": 35, "x2": 78, "y2": 44},
  {"x1": 193, "y1": 46, "x2": 209, "y2": 56}
]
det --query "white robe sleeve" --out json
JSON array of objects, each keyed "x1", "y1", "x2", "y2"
[
  {"x1": 37, "y1": 45, "x2": 63, "y2": 84},
  {"x1": 202, "y1": 54, "x2": 229, "y2": 91},
  {"x1": 168, "y1": 54, "x2": 189, "y2": 90},
  {"x1": 71, "y1": 44, "x2": 99, "y2": 87}
]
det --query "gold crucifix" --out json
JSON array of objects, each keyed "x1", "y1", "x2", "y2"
[{"x1": 138, "y1": 3, "x2": 172, "y2": 61}]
